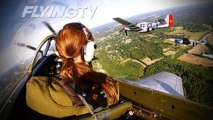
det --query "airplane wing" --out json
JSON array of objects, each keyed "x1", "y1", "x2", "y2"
[
  {"x1": 113, "y1": 17, "x2": 141, "y2": 31},
  {"x1": 127, "y1": 71, "x2": 185, "y2": 98},
  {"x1": 113, "y1": 17, "x2": 133, "y2": 26}
]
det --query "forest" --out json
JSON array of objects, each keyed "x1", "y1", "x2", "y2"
[{"x1": 94, "y1": 5, "x2": 213, "y2": 107}]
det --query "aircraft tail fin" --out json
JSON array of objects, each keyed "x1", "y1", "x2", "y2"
[{"x1": 165, "y1": 14, "x2": 174, "y2": 27}]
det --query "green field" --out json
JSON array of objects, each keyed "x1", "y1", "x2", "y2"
[
  {"x1": 93, "y1": 24, "x2": 213, "y2": 107},
  {"x1": 189, "y1": 30, "x2": 211, "y2": 40}
]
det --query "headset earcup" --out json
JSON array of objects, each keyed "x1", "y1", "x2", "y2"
[{"x1": 84, "y1": 41, "x2": 96, "y2": 62}]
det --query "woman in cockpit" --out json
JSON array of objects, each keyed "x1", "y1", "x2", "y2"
[{"x1": 26, "y1": 22, "x2": 119, "y2": 118}]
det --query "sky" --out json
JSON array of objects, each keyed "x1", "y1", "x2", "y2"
[
  {"x1": 34, "y1": 0, "x2": 208, "y2": 28},
  {"x1": 70, "y1": 0, "x2": 212, "y2": 28},
  {"x1": 0, "y1": 0, "x2": 212, "y2": 74}
]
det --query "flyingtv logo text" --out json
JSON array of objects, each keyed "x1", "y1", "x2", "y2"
[{"x1": 21, "y1": 6, "x2": 98, "y2": 18}]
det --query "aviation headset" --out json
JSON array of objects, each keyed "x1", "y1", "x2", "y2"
[{"x1": 75, "y1": 23, "x2": 96, "y2": 62}]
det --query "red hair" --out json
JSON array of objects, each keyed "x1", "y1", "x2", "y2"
[
  {"x1": 56, "y1": 23, "x2": 93, "y2": 80},
  {"x1": 56, "y1": 23, "x2": 119, "y2": 106}
]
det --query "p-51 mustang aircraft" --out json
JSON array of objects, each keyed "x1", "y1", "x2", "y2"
[{"x1": 113, "y1": 14, "x2": 174, "y2": 35}]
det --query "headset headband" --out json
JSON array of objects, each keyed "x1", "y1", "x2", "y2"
[
  {"x1": 74, "y1": 23, "x2": 90, "y2": 40},
  {"x1": 73, "y1": 23, "x2": 96, "y2": 62}
]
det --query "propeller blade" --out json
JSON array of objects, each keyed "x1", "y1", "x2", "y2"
[
  {"x1": 118, "y1": 27, "x2": 127, "y2": 35},
  {"x1": 14, "y1": 42, "x2": 43, "y2": 54},
  {"x1": 124, "y1": 30, "x2": 127, "y2": 36},
  {"x1": 119, "y1": 28, "x2": 124, "y2": 32},
  {"x1": 43, "y1": 21, "x2": 56, "y2": 35}
]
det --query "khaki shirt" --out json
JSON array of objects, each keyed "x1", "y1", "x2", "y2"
[{"x1": 26, "y1": 76, "x2": 89, "y2": 118}]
